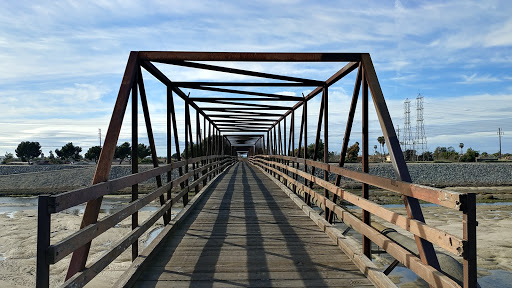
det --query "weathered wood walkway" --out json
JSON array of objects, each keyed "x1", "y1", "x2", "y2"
[{"x1": 133, "y1": 161, "x2": 373, "y2": 287}]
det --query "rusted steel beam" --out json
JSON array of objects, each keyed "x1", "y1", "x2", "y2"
[
  {"x1": 195, "y1": 110, "x2": 200, "y2": 194},
  {"x1": 288, "y1": 111, "x2": 294, "y2": 156},
  {"x1": 36, "y1": 196, "x2": 50, "y2": 288},
  {"x1": 66, "y1": 51, "x2": 139, "y2": 280},
  {"x1": 217, "y1": 125, "x2": 271, "y2": 130},
  {"x1": 271, "y1": 61, "x2": 359, "y2": 128},
  {"x1": 140, "y1": 60, "x2": 219, "y2": 131},
  {"x1": 303, "y1": 99, "x2": 310, "y2": 205},
  {"x1": 138, "y1": 51, "x2": 362, "y2": 62},
  {"x1": 173, "y1": 81, "x2": 318, "y2": 87},
  {"x1": 161, "y1": 60, "x2": 323, "y2": 85},
  {"x1": 166, "y1": 78, "x2": 172, "y2": 198},
  {"x1": 168, "y1": 87, "x2": 185, "y2": 190},
  {"x1": 361, "y1": 54, "x2": 440, "y2": 270},
  {"x1": 195, "y1": 100, "x2": 291, "y2": 110},
  {"x1": 362, "y1": 72, "x2": 371, "y2": 258},
  {"x1": 204, "y1": 110, "x2": 284, "y2": 116},
  {"x1": 201, "y1": 107, "x2": 288, "y2": 111},
  {"x1": 219, "y1": 129, "x2": 269, "y2": 132},
  {"x1": 309, "y1": 91, "x2": 325, "y2": 190},
  {"x1": 184, "y1": 100, "x2": 191, "y2": 206},
  {"x1": 131, "y1": 68, "x2": 139, "y2": 261},
  {"x1": 139, "y1": 69, "x2": 170, "y2": 225},
  {"x1": 208, "y1": 114, "x2": 280, "y2": 120},
  {"x1": 329, "y1": 63, "x2": 362, "y2": 223},
  {"x1": 214, "y1": 119, "x2": 275, "y2": 124},
  {"x1": 278, "y1": 122, "x2": 283, "y2": 155},
  {"x1": 284, "y1": 116, "x2": 287, "y2": 157},
  {"x1": 182, "y1": 85, "x2": 302, "y2": 99},
  {"x1": 463, "y1": 193, "x2": 477, "y2": 288},
  {"x1": 190, "y1": 96, "x2": 302, "y2": 101},
  {"x1": 323, "y1": 87, "x2": 329, "y2": 222}
]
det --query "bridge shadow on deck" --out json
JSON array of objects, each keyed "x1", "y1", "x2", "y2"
[{"x1": 134, "y1": 161, "x2": 372, "y2": 287}]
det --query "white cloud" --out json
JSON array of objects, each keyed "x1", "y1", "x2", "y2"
[{"x1": 458, "y1": 73, "x2": 501, "y2": 84}]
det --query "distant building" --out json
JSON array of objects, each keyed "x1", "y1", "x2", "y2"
[{"x1": 476, "y1": 156, "x2": 498, "y2": 162}]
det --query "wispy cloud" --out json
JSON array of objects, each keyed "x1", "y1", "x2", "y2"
[{"x1": 458, "y1": 73, "x2": 501, "y2": 84}]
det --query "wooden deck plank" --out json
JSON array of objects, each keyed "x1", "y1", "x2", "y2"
[{"x1": 132, "y1": 161, "x2": 373, "y2": 287}]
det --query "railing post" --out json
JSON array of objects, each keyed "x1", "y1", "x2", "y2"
[
  {"x1": 131, "y1": 69, "x2": 139, "y2": 261},
  {"x1": 362, "y1": 68, "x2": 371, "y2": 258},
  {"x1": 323, "y1": 86, "x2": 329, "y2": 221},
  {"x1": 36, "y1": 195, "x2": 50, "y2": 288},
  {"x1": 463, "y1": 193, "x2": 477, "y2": 288}
]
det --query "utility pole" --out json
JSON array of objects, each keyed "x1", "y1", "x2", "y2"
[{"x1": 498, "y1": 128, "x2": 504, "y2": 158}]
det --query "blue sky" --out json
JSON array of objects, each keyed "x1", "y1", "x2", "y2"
[{"x1": 0, "y1": 0, "x2": 511, "y2": 157}]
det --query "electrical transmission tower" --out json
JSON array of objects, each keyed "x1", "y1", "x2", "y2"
[
  {"x1": 402, "y1": 98, "x2": 413, "y2": 155},
  {"x1": 415, "y1": 94, "x2": 427, "y2": 160}
]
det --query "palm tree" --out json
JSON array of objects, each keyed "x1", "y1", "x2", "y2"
[{"x1": 377, "y1": 136, "x2": 386, "y2": 161}]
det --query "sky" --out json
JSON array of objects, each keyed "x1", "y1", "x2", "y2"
[{"x1": 1, "y1": 0, "x2": 511, "y2": 158}]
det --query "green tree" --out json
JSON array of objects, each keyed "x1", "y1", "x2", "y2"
[
  {"x1": 419, "y1": 151, "x2": 433, "y2": 161},
  {"x1": 346, "y1": 142, "x2": 360, "y2": 162},
  {"x1": 55, "y1": 142, "x2": 82, "y2": 161},
  {"x1": 181, "y1": 143, "x2": 201, "y2": 159},
  {"x1": 115, "y1": 142, "x2": 131, "y2": 164},
  {"x1": 85, "y1": 146, "x2": 102, "y2": 163},
  {"x1": 404, "y1": 149, "x2": 417, "y2": 161},
  {"x1": 433, "y1": 146, "x2": 458, "y2": 161},
  {"x1": 137, "y1": 143, "x2": 152, "y2": 159},
  {"x1": 460, "y1": 148, "x2": 479, "y2": 162},
  {"x1": 306, "y1": 139, "x2": 324, "y2": 160},
  {"x1": 377, "y1": 136, "x2": 386, "y2": 161},
  {"x1": 2, "y1": 152, "x2": 14, "y2": 164},
  {"x1": 15, "y1": 141, "x2": 42, "y2": 163}
]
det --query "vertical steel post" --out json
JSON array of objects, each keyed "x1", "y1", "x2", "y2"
[
  {"x1": 203, "y1": 116, "x2": 207, "y2": 186},
  {"x1": 184, "y1": 100, "x2": 190, "y2": 206},
  {"x1": 323, "y1": 86, "x2": 329, "y2": 221},
  {"x1": 208, "y1": 121, "x2": 212, "y2": 180},
  {"x1": 463, "y1": 193, "x2": 477, "y2": 288},
  {"x1": 362, "y1": 72, "x2": 371, "y2": 258},
  {"x1": 329, "y1": 64, "x2": 362, "y2": 223},
  {"x1": 131, "y1": 72, "x2": 139, "y2": 261},
  {"x1": 139, "y1": 70, "x2": 168, "y2": 224},
  {"x1": 284, "y1": 116, "x2": 287, "y2": 156},
  {"x1": 303, "y1": 99, "x2": 309, "y2": 205},
  {"x1": 36, "y1": 195, "x2": 50, "y2": 288},
  {"x1": 194, "y1": 110, "x2": 199, "y2": 194},
  {"x1": 168, "y1": 87, "x2": 184, "y2": 190}
]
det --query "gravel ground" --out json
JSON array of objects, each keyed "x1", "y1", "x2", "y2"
[
  {"x1": 0, "y1": 162, "x2": 511, "y2": 195},
  {"x1": 0, "y1": 165, "x2": 182, "y2": 195},
  {"x1": 333, "y1": 162, "x2": 512, "y2": 187}
]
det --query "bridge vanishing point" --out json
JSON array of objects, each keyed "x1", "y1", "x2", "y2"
[{"x1": 36, "y1": 52, "x2": 477, "y2": 288}]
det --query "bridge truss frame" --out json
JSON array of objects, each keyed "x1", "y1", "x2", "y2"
[{"x1": 36, "y1": 52, "x2": 477, "y2": 288}]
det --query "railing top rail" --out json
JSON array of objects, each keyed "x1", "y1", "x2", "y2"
[
  {"x1": 48, "y1": 155, "x2": 231, "y2": 213},
  {"x1": 252, "y1": 155, "x2": 465, "y2": 210}
]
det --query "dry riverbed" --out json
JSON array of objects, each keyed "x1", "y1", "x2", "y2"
[{"x1": 0, "y1": 197, "x2": 177, "y2": 288}]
